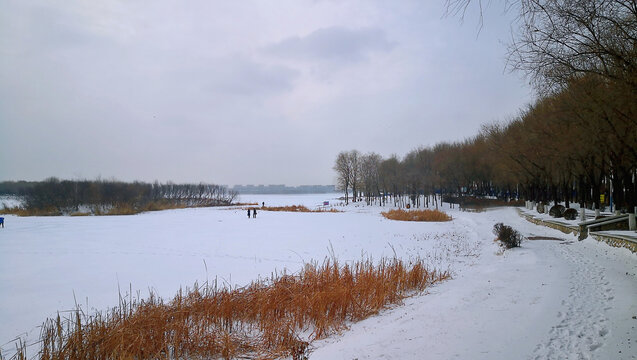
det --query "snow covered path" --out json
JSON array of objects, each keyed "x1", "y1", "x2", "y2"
[
  {"x1": 529, "y1": 233, "x2": 637, "y2": 359},
  {"x1": 311, "y1": 207, "x2": 637, "y2": 360}
]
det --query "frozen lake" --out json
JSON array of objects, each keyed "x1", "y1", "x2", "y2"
[
  {"x1": 0, "y1": 194, "x2": 457, "y2": 348},
  {"x1": 1, "y1": 194, "x2": 635, "y2": 359}
]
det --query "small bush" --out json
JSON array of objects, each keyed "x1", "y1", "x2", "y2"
[
  {"x1": 382, "y1": 209, "x2": 452, "y2": 222},
  {"x1": 563, "y1": 208, "x2": 578, "y2": 220},
  {"x1": 493, "y1": 223, "x2": 522, "y2": 248},
  {"x1": 549, "y1": 205, "x2": 566, "y2": 218}
]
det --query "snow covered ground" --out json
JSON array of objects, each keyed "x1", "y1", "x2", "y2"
[
  {"x1": 0, "y1": 194, "x2": 635, "y2": 359},
  {"x1": 0, "y1": 196, "x2": 23, "y2": 209}
]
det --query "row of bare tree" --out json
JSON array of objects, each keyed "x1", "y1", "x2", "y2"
[
  {"x1": 22, "y1": 178, "x2": 237, "y2": 213},
  {"x1": 333, "y1": 144, "x2": 512, "y2": 208},
  {"x1": 335, "y1": 0, "x2": 637, "y2": 213},
  {"x1": 334, "y1": 79, "x2": 635, "y2": 211}
]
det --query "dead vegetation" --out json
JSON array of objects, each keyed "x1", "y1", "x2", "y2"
[
  {"x1": 0, "y1": 205, "x2": 67, "y2": 216},
  {"x1": 493, "y1": 223, "x2": 523, "y2": 249},
  {"x1": 261, "y1": 205, "x2": 341, "y2": 213},
  {"x1": 381, "y1": 209, "x2": 452, "y2": 222},
  {"x1": 9, "y1": 257, "x2": 449, "y2": 360},
  {"x1": 1, "y1": 200, "x2": 223, "y2": 217}
]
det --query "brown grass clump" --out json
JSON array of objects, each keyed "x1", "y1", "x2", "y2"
[
  {"x1": 2, "y1": 200, "x2": 232, "y2": 217},
  {"x1": 381, "y1": 209, "x2": 452, "y2": 222},
  {"x1": 261, "y1": 205, "x2": 341, "y2": 213},
  {"x1": 101, "y1": 201, "x2": 194, "y2": 215},
  {"x1": 0, "y1": 206, "x2": 61, "y2": 216},
  {"x1": 69, "y1": 211, "x2": 92, "y2": 216},
  {"x1": 16, "y1": 257, "x2": 448, "y2": 360}
]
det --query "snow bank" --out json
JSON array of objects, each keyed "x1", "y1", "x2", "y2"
[{"x1": 0, "y1": 196, "x2": 23, "y2": 209}]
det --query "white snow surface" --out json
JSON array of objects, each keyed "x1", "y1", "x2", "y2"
[
  {"x1": 0, "y1": 194, "x2": 635, "y2": 359},
  {"x1": 0, "y1": 196, "x2": 23, "y2": 209}
]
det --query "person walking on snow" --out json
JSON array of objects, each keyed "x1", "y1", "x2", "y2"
[
  {"x1": 253, "y1": 208, "x2": 257, "y2": 218},
  {"x1": 247, "y1": 208, "x2": 251, "y2": 218}
]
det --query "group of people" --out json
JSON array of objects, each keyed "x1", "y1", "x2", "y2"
[{"x1": 247, "y1": 202, "x2": 265, "y2": 219}]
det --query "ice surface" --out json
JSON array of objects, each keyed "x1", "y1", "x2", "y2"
[{"x1": 0, "y1": 195, "x2": 635, "y2": 359}]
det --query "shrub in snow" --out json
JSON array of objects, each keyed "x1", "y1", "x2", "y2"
[
  {"x1": 493, "y1": 223, "x2": 522, "y2": 249},
  {"x1": 563, "y1": 208, "x2": 578, "y2": 220},
  {"x1": 549, "y1": 205, "x2": 566, "y2": 218}
]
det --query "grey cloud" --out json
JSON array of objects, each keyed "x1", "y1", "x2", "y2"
[
  {"x1": 0, "y1": 1, "x2": 533, "y2": 186},
  {"x1": 264, "y1": 27, "x2": 395, "y2": 62},
  {"x1": 19, "y1": 5, "x2": 106, "y2": 54},
  {"x1": 202, "y1": 57, "x2": 299, "y2": 96}
]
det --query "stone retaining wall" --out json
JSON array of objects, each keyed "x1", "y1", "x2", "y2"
[
  {"x1": 517, "y1": 209, "x2": 580, "y2": 237},
  {"x1": 589, "y1": 233, "x2": 637, "y2": 253},
  {"x1": 517, "y1": 208, "x2": 636, "y2": 253}
]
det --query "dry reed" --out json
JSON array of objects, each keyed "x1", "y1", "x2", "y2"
[
  {"x1": 261, "y1": 205, "x2": 341, "y2": 213},
  {"x1": 0, "y1": 206, "x2": 60, "y2": 216},
  {"x1": 14, "y1": 257, "x2": 448, "y2": 360},
  {"x1": 381, "y1": 209, "x2": 452, "y2": 222},
  {"x1": 69, "y1": 212, "x2": 92, "y2": 217},
  {"x1": 1, "y1": 201, "x2": 215, "y2": 217}
]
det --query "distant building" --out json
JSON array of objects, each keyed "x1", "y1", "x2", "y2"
[{"x1": 232, "y1": 184, "x2": 336, "y2": 194}]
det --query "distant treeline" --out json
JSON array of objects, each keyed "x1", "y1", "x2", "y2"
[
  {"x1": 0, "y1": 180, "x2": 38, "y2": 195},
  {"x1": 1, "y1": 178, "x2": 236, "y2": 215},
  {"x1": 232, "y1": 184, "x2": 336, "y2": 194}
]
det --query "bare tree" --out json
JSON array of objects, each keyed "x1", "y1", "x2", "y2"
[
  {"x1": 360, "y1": 152, "x2": 382, "y2": 204},
  {"x1": 446, "y1": 0, "x2": 637, "y2": 92},
  {"x1": 333, "y1": 150, "x2": 364, "y2": 204},
  {"x1": 348, "y1": 150, "x2": 361, "y2": 202},
  {"x1": 379, "y1": 155, "x2": 402, "y2": 206},
  {"x1": 334, "y1": 151, "x2": 352, "y2": 204},
  {"x1": 509, "y1": 0, "x2": 637, "y2": 92}
]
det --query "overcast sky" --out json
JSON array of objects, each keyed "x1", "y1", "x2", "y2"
[{"x1": 0, "y1": 0, "x2": 533, "y2": 186}]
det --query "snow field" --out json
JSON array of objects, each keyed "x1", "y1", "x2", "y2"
[
  {"x1": 0, "y1": 194, "x2": 456, "y2": 352},
  {"x1": 312, "y1": 206, "x2": 637, "y2": 359},
  {"x1": 0, "y1": 194, "x2": 635, "y2": 359}
]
